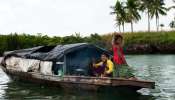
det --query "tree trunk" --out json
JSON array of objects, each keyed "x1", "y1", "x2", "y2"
[
  {"x1": 131, "y1": 21, "x2": 133, "y2": 33},
  {"x1": 122, "y1": 22, "x2": 125, "y2": 33},
  {"x1": 118, "y1": 25, "x2": 121, "y2": 33},
  {"x1": 156, "y1": 17, "x2": 158, "y2": 31},
  {"x1": 148, "y1": 11, "x2": 150, "y2": 32},
  {"x1": 156, "y1": 16, "x2": 159, "y2": 32}
]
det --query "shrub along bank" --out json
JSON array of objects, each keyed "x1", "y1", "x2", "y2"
[{"x1": 0, "y1": 31, "x2": 175, "y2": 55}]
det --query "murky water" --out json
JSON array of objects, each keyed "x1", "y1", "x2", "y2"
[{"x1": 0, "y1": 55, "x2": 175, "y2": 100}]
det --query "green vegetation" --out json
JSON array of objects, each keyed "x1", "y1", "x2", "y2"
[
  {"x1": 123, "y1": 31, "x2": 175, "y2": 45},
  {"x1": 0, "y1": 31, "x2": 175, "y2": 55},
  {"x1": 0, "y1": 33, "x2": 105, "y2": 55},
  {"x1": 102, "y1": 31, "x2": 175, "y2": 47}
]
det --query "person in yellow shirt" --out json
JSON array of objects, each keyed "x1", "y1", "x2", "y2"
[{"x1": 93, "y1": 53, "x2": 114, "y2": 77}]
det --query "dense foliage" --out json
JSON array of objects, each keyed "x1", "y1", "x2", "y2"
[
  {"x1": 0, "y1": 31, "x2": 175, "y2": 55},
  {"x1": 0, "y1": 33, "x2": 105, "y2": 55}
]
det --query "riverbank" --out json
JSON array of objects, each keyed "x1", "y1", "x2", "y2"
[
  {"x1": 0, "y1": 31, "x2": 175, "y2": 55},
  {"x1": 124, "y1": 44, "x2": 175, "y2": 54},
  {"x1": 102, "y1": 31, "x2": 175, "y2": 54},
  {"x1": 124, "y1": 31, "x2": 175, "y2": 54}
]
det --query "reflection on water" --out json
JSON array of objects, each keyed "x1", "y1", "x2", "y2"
[
  {"x1": 0, "y1": 55, "x2": 175, "y2": 100},
  {"x1": 127, "y1": 55, "x2": 175, "y2": 100},
  {"x1": 0, "y1": 68, "x2": 10, "y2": 100},
  {"x1": 2, "y1": 82, "x2": 154, "y2": 100}
]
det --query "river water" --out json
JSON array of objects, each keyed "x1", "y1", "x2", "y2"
[{"x1": 0, "y1": 55, "x2": 175, "y2": 100}]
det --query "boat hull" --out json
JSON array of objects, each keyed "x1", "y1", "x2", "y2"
[{"x1": 1, "y1": 66, "x2": 155, "y2": 92}]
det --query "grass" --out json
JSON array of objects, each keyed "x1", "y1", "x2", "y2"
[{"x1": 122, "y1": 31, "x2": 175, "y2": 46}]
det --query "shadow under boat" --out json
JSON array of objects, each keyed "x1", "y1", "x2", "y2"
[{"x1": 3, "y1": 79, "x2": 156, "y2": 100}]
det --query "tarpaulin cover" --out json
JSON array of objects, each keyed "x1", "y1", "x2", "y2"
[{"x1": 4, "y1": 43, "x2": 110, "y2": 61}]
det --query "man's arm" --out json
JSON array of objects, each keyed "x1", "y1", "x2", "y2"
[{"x1": 93, "y1": 62, "x2": 103, "y2": 68}]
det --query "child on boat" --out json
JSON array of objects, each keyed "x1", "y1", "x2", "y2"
[
  {"x1": 112, "y1": 33, "x2": 135, "y2": 79},
  {"x1": 92, "y1": 53, "x2": 114, "y2": 77}
]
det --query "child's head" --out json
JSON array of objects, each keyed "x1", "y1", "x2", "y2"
[
  {"x1": 113, "y1": 34, "x2": 123, "y2": 45},
  {"x1": 101, "y1": 53, "x2": 109, "y2": 62}
]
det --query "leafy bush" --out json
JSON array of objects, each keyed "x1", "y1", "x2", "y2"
[{"x1": 0, "y1": 31, "x2": 175, "y2": 55}]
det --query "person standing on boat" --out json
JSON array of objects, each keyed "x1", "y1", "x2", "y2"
[
  {"x1": 112, "y1": 33, "x2": 135, "y2": 79},
  {"x1": 93, "y1": 53, "x2": 114, "y2": 77}
]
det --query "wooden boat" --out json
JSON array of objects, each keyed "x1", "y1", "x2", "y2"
[
  {"x1": 1, "y1": 66, "x2": 155, "y2": 92},
  {"x1": 0, "y1": 43, "x2": 155, "y2": 92}
]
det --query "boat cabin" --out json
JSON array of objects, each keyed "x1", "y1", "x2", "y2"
[{"x1": 2, "y1": 43, "x2": 111, "y2": 76}]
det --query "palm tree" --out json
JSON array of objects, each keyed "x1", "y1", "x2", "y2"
[
  {"x1": 169, "y1": 17, "x2": 175, "y2": 29},
  {"x1": 140, "y1": 0, "x2": 154, "y2": 32},
  {"x1": 111, "y1": 1, "x2": 126, "y2": 33},
  {"x1": 150, "y1": 0, "x2": 167, "y2": 31},
  {"x1": 160, "y1": 23, "x2": 164, "y2": 31},
  {"x1": 114, "y1": 16, "x2": 122, "y2": 32},
  {"x1": 169, "y1": 21, "x2": 175, "y2": 29},
  {"x1": 121, "y1": 14, "x2": 126, "y2": 33},
  {"x1": 125, "y1": 0, "x2": 141, "y2": 33},
  {"x1": 168, "y1": 0, "x2": 175, "y2": 10}
]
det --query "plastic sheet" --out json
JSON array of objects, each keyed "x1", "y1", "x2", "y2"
[
  {"x1": 40, "y1": 61, "x2": 53, "y2": 75},
  {"x1": 5, "y1": 57, "x2": 40, "y2": 72}
]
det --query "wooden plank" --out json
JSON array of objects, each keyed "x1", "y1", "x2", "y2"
[
  {"x1": 111, "y1": 78, "x2": 155, "y2": 89},
  {"x1": 2, "y1": 68, "x2": 155, "y2": 91}
]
